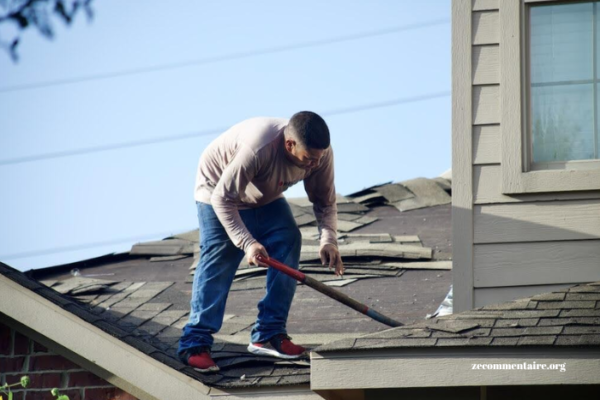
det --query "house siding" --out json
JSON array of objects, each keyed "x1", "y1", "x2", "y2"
[
  {"x1": 453, "y1": 0, "x2": 600, "y2": 311},
  {"x1": 0, "y1": 320, "x2": 138, "y2": 400}
]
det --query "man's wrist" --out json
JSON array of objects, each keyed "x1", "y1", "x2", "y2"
[
  {"x1": 319, "y1": 241, "x2": 338, "y2": 251},
  {"x1": 243, "y1": 239, "x2": 258, "y2": 254}
]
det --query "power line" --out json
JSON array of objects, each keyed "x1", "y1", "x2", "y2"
[
  {"x1": 0, "y1": 18, "x2": 450, "y2": 93},
  {"x1": 0, "y1": 90, "x2": 450, "y2": 166},
  {"x1": 322, "y1": 90, "x2": 450, "y2": 117},
  {"x1": 0, "y1": 229, "x2": 196, "y2": 260},
  {"x1": 0, "y1": 127, "x2": 226, "y2": 166},
  {"x1": 0, "y1": 90, "x2": 451, "y2": 260}
]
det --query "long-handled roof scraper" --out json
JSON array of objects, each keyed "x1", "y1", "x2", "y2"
[{"x1": 256, "y1": 254, "x2": 403, "y2": 328}]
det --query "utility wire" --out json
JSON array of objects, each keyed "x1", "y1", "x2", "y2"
[
  {"x1": 0, "y1": 18, "x2": 449, "y2": 93},
  {"x1": 0, "y1": 90, "x2": 451, "y2": 260},
  {"x1": 0, "y1": 90, "x2": 450, "y2": 166},
  {"x1": 0, "y1": 229, "x2": 196, "y2": 260},
  {"x1": 1, "y1": 127, "x2": 226, "y2": 166}
]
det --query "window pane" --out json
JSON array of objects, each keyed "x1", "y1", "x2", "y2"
[
  {"x1": 531, "y1": 3, "x2": 593, "y2": 84},
  {"x1": 531, "y1": 84, "x2": 595, "y2": 163}
]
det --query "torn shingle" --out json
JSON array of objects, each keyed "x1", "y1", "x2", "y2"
[
  {"x1": 336, "y1": 220, "x2": 366, "y2": 233},
  {"x1": 428, "y1": 321, "x2": 481, "y2": 334},
  {"x1": 164, "y1": 229, "x2": 200, "y2": 243},
  {"x1": 150, "y1": 255, "x2": 189, "y2": 262},
  {"x1": 386, "y1": 261, "x2": 451, "y2": 270},
  {"x1": 336, "y1": 213, "x2": 363, "y2": 221},
  {"x1": 323, "y1": 278, "x2": 358, "y2": 287},
  {"x1": 336, "y1": 202, "x2": 370, "y2": 214},
  {"x1": 390, "y1": 178, "x2": 451, "y2": 212},
  {"x1": 374, "y1": 183, "x2": 415, "y2": 203},
  {"x1": 350, "y1": 191, "x2": 386, "y2": 204},
  {"x1": 53, "y1": 277, "x2": 118, "y2": 295},
  {"x1": 130, "y1": 239, "x2": 195, "y2": 256},
  {"x1": 294, "y1": 213, "x2": 317, "y2": 227}
]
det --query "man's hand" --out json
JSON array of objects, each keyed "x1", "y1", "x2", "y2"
[
  {"x1": 320, "y1": 244, "x2": 344, "y2": 277},
  {"x1": 246, "y1": 242, "x2": 270, "y2": 267}
]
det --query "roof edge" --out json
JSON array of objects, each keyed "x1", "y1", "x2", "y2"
[
  {"x1": 208, "y1": 384, "x2": 318, "y2": 398},
  {"x1": 0, "y1": 273, "x2": 211, "y2": 400}
]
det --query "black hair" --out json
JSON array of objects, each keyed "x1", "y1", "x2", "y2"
[{"x1": 287, "y1": 111, "x2": 330, "y2": 150}]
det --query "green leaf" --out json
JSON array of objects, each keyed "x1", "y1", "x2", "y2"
[
  {"x1": 9, "y1": 390, "x2": 13, "y2": 400},
  {"x1": 51, "y1": 388, "x2": 59, "y2": 396},
  {"x1": 57, "y1": 395, "x2": 70, "y2": 400},
  {"x1": 20, "y1": 376, "x2": 30, "y2": 388}
]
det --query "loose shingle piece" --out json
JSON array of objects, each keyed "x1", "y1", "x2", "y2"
[
  {"x1": 129, "y1": 177, "x2": 450, "y2": 291},
  {"x1": 53, "y1": 277, "x2": 118, "y2": 295},
  {"x1": 176, "y1": 179, "x2": 454, "y2": 290},
  {"x1": 390, "y1": 178, "x2": 451, "y2": 212},
  {"x1": 150, "y1": 255, "x2": 189, "y2": 262},
  {"x1": 130, "y1": 239, "x2": 196, "y2": 256},
  {"x1": 165, "y1": 229, "x2": 200, "y2": 243},
  {"x1": 373, "y1": 183, "x2": 415, "y2": 203},
  {"x1": 230, "y1": 232, "x2": 429, "y2": 291},
  {"x1": 347, "y1": 177, "x2": 451, "y2": 213}
]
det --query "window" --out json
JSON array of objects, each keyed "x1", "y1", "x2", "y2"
[
  {"x1": 529, "y1": 2, "x2": 599, "y2": 168},
  {"x1": 499, "y1": 0, "x2": 600, "y2": 194}
]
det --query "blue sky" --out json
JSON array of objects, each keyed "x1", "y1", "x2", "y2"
[{"x1": 0, "y1": 0, "x2": 451, "y2": 272}]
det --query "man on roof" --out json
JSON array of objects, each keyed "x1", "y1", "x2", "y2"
[{"x1": 178, "y1": 111, "x2": 344, "y2": 373}]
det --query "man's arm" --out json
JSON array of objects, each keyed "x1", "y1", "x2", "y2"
[
  {"x1": 210, "y1": 146, "x2": 268, "y2": 265},
  {"x1": 303, "y1": 147, "x2": 344, "y2": 276}
]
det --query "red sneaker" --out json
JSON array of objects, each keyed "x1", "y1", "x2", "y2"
[
  {"x1": 247, "y1": 334, "x2": 306, "y2": 359},
  {"x1": 186, "y1": 349, "x2": 220, "y2": 373}
]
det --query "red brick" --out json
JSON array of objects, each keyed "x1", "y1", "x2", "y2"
[
  {"x1": 5, "y1": 372, "x2": 61, "y2": 389},
  {"x1": 0, "y1": 323, "x2": 11, "y2": 355},
  {"x1": 33, "y1": 341, "x2": 49, "y2": 353},
  {"x1": 13, "y1": 332, "x2": 30, "y2": 355},
  {"x1": 84, "y1": 387, "x2": 138, "y2": 400},
  {"x1": 0, "y1": 356, "x2": 26, "y2": 372},
  {"x1": 69, "y1": 371, "x2": 109, "y2": 387},
  {"x1": 25, "y1": 388, "x2": 82, "y2": 400},
  {"x1": 29, "y1": 355, "x2": 79, "y2": 371}
]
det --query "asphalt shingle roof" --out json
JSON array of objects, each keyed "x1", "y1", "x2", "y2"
[
  {"x1": 316, "y1": 282, "x2": 600, "y2": 352},
  {"x1": 3, "y1": 176, "x2": 455, "y2": 390}
]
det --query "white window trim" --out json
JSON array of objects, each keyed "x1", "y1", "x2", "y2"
[{"x1": 500, "y1": 0, "x2": 600, "y2": 194}]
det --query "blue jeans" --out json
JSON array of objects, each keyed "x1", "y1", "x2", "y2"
[{"x1": 177, "y1": 198, "x2": 302, "y2": 357}]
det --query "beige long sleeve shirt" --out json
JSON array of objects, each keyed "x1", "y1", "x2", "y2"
[{"x1": 194, "y1": 117, "x2": 338, "y2": 253}]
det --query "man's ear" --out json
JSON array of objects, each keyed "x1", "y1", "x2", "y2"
[{"x1": 285, "y1": 138, "x2": 296, "y2": 152}]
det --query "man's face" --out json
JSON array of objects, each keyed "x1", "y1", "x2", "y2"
[{"x1": 285, "y1": 139, "x2": 325, "y2": 170}]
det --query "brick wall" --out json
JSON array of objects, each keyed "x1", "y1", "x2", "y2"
[{"x1": 0, "y1": 321, "x2": 139, "y2": 400}]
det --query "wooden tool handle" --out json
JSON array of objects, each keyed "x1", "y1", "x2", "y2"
[{"x1": 256, "y1": 254, "x2": 403, "y2": 327}]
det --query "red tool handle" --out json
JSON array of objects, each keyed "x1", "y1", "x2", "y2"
[{"x1": 256, "y1": 254, "x2": 403, "y2": 327}]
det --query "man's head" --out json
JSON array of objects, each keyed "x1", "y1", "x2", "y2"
[{"x1": 283, "y1": 111, "x2": 330, "y2": 170}]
